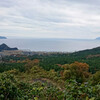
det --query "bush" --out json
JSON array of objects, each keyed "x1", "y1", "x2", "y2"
[{"x1": 92, "y1": 71, "x2": 100, "y2": 85}]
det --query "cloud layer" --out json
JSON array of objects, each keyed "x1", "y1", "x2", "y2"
[{"x1": 0, "y1": 0, "x2": 100, "y2": 39}]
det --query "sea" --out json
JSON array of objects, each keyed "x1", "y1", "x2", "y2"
[{"x1": 0, "y1": 38, "x2": 100, "y2": 52}]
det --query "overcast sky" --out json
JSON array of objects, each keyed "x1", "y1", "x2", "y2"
[{"x1": 0, "y1": 0, "x2": 100, "y2": 39}]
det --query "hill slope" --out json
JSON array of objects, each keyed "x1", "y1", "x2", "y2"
[{"x1": 0, "y1": 43, "x2": 18, "y2": 52}]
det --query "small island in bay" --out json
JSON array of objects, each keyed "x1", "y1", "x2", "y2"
[{"x1": 0, "y1": 36, "x2": 7, "y2": 39}]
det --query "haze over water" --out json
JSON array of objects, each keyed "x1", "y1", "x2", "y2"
[{"x1": 0, "y1": 39, "x2": 100, "y2": 52}]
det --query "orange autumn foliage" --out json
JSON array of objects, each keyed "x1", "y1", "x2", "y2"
[
  {"x1": 25, "y1": 59, "x2": 40, "y2": 71},
  {"x1": 61, "y1": 62, "x2": 91, "y2": 82}
]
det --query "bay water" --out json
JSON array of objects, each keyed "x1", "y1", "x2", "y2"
[{"x1": 0, "y1": 38, "x2": 100, "y2": 52}]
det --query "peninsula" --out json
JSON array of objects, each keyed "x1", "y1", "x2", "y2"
[{"x1": 0, "y1": 43, "x2": 18, "y2": 52}]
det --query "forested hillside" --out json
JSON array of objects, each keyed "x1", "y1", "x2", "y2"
[
  {"x1": 0, "y1": 47, "x2": 100, "y2": 100},
  {"x1": 3, "y1": 46, "x2": 100, "y2": 73}
]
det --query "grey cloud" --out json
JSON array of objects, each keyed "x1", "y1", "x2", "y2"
[
  {"x1": 0, "y1": 0, "x2": 17, "y2": 7},
  {"x1": 68, "y1": 0, "x2": 100, "y2": 5},
  {"x1": 0, "y1": 0, "x2": 100, "y2": 39}
]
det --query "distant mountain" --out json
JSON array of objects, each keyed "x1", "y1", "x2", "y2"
[
  {"x1": 0, "y1": 36, "x2": 7, "y2": 39},
  {"x1": 96, "y1": 37, "x2": 100, "y2": 40},
  {"x1": 0, "y1": 43, "x2": 18, "y2": 52}
]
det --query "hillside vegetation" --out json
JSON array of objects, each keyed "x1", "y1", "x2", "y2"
[{"x1": 0, "y1": 47, "x2": 100, "y2": 100}]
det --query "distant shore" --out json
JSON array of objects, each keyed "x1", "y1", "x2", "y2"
[{"x1": 0, "y1": 36, "x2": 7, "y2": 39}]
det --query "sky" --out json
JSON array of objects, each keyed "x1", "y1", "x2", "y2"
[{"x1": 0, "y1": 0, "x2": 100, "y2": 39}]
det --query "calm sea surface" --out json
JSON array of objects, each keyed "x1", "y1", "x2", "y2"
[{"x1": 0, "y1": 39, "x2": 100, "y2": 52}]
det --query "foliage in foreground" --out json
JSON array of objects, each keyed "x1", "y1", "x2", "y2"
[
  {"x1": 0, "y1": 68, "x2": 100, "y2": 100},
  {"x1": 0, "y1": 72, "x2": 64, "y2": 100},
  {"x1": 65, "y1": 79, "x2": 100, "y2": 100},
  {"x1": 0, "y1": 54, "x2": 100, "y2": 100}
]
